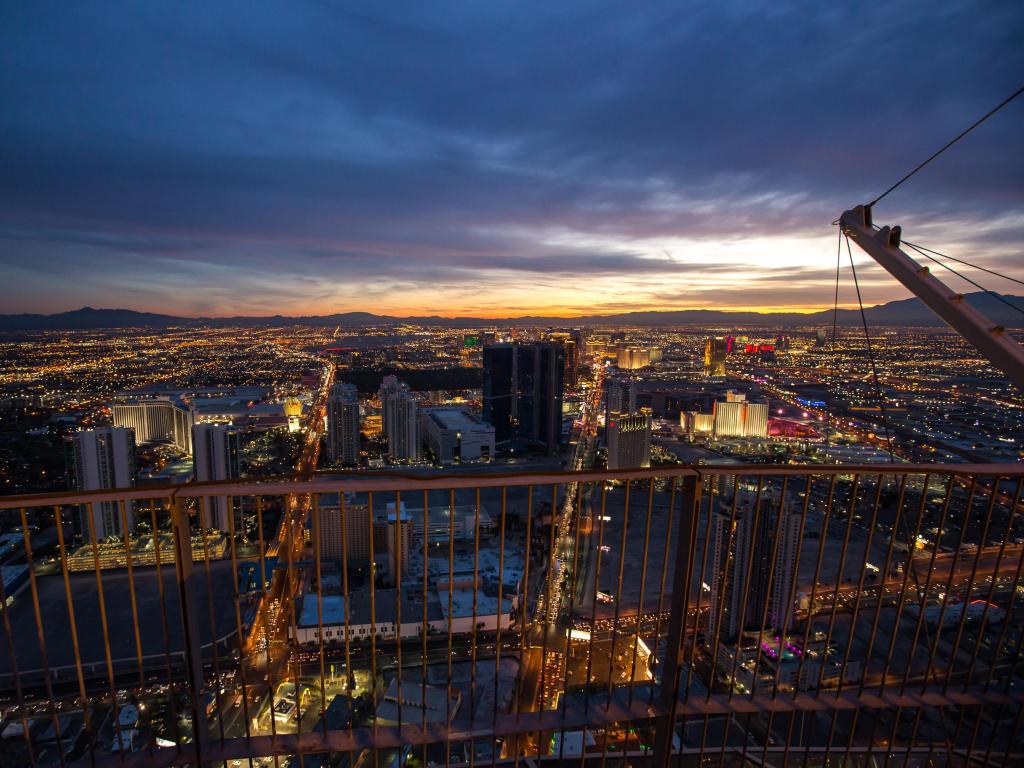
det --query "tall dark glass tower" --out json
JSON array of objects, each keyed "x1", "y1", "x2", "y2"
[{"x1": 482, "y1": 342, "x2": 564, "y2": 452}]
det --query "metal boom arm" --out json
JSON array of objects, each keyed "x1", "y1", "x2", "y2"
[{"x1": 840, "y1": 204, "x2": 1024, "y2": 391}]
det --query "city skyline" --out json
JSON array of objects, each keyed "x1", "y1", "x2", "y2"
[{"x1": 2, "y1": 3, "x2": 1022, "y2": 317}]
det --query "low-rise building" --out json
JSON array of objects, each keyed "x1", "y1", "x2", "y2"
[{"x1": 421, "y1": 408, "x2": 495, "y2": 465}]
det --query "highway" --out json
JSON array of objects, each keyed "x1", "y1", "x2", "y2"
[{"x1": 510, "y1": 364, "x2": 604, "y2": 755}]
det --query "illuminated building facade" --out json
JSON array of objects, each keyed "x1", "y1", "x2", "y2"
[
  {"x1": 192, "y1": 422, "x2": 242, "y2": 531},
  {"x1": 379, "y1": 376, "x2": 420, "y2": 461},
  {"x1": 327, "y1": 383, "x2": 360, "y2": 465},
  {"x1": 112, "y1": 398, "x2": 195, "y2": 453},
  {"x1": 704, "y1": 336, "x2": 729, "y2": 377},
  {"x1": 606, "y1": 410, "x2": 652, "y2": 470},
  {"x1": 710, "y1": 391, "x2": 769, "y2": 438},
  {"x1": 68, "y1": 427, "x2": 136, "y2": 540}
]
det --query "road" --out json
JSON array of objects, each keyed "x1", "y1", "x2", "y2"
[
  {"x1": 221, "y1": 360, "x2": 335, "y2": 736},
  {"x1": 511, "y1": 365, "x2": 604, "y2": 756}
]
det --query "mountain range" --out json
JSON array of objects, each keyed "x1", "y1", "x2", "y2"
[{"x1": 1, "y1": 293, "x2": 1022, "y2": 332}]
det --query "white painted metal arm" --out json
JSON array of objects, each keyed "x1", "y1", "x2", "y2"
[{"x1": 840, "y1": 204, "x2": 1024, "y2": 391}]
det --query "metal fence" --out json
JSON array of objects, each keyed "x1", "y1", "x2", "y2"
[{"x1": 1, "y1": 464, "x2": 1023, "y2": 767}]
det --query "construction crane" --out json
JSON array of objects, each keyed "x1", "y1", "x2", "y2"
[{"x1": 840, "y1": 204, "x2": 1024, "y2": 391}]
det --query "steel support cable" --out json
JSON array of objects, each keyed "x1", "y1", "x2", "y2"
[
  {"x1": 844, "y1": 234, "x2": 896, "y2": 463},
  {"x1": 824, "y1": 227, "x2": 842, "y2": 462},
  {"x1": 901, "y1": 239, "x2": 1024, "y2": 288},
  {"x1": 903, "y1": 241, "x2": 1024, "y2": 320},
  {"x1": 867, "y1": 81, "x2": 1024, "y2": 207}
]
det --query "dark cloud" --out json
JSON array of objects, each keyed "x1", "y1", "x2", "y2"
[{"x1": 1, "y1": 1, "x2": 1022, "y2": 315}]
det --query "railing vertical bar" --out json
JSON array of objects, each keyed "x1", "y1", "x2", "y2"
[
  {"x1": 469, "y1": 486, "x2": 481, "y2": 767},
  {"x1": 539, "y1": 483, "x2": 558, "y2": 718},
  {"x1": 583, "y1": 484, "x2": 606, "y2": 719},
  {"x1": 196, "y1": 499, "x2": 228, "y2": 748},
  {"x1": 886, "y1": 474, "x2": 958, "y2": 762},
  {"x1": 148, "y1": 501, "x2": 182, "y2": 752},
  {"x1": 943, "y1": 477, "x2": 1001, "y2": 694},
  {"x1": 604, "y1": 478, "x2": 631, "y2": 714},
  {"x1": 964, "y1": 476, "x2": 1024, "y2": 759},
  {"x1": 812, "y1": 472, "x2": 859, "y2": 697},
  {"x1": 311, "y1": 494, "x2": 328, "y2": 745},
  {"x1": 1, "y1": 511, "x2": 38, "y2": 768},
  {"x1": 284, "y1": 492, "x2": 305, "y2": 766},
  {"x1": 556, "y1": 479, "x2": 584, "y2": 762},
  {"x1": 254, "y1": 495, "x2": 280, "y2": 766},
  {"x1": 82, "y1": 494, "x2": 126, "y2": 762},
  {"x1": 737, "y1": 476, "x2": 789, "y2": 768},
  {"x1": 722, "y1": 475, "x2": 765, "y2": 717},
  {"x1": 903, "y1": 477, "x2": 977, "y2": 765},
  {"x1": 14, "y1": 507, "x2": 64, "y2": 768},
  {"x1": 626, "y1": 478, "x2": 655, "y2": 712},
  {"x1": 49, "y1": 505, "x2": 97, "y2": 765},
  {"x1": 445, "y1": 487, "x2": 455, "y2": 768},
  {"x1": 652, "y1": 473, "x2": 700, "y2": 768},
  {"x1": 338, "y1": 492, "x2": 354, "y2": 740},
  {"x1": 852, "y1": 472, "x2": 909, "y2": 767},
  {"x1": 224, "y1": 492, "x2": 255, "y2": 759},
  {"x1": 759, "y1": 474, "x2": 813, "y2": 767},
  {"x1": 169, "y1": 495, "x2": 210, "y2": 763},
  {"x1": 783, "y1": 473, "x2": 837, "y2": 765},
  {"x1": 920, "y1": 477, "x2": 1000, "y2": 764},
  {"x1": 367, "y1": 491, "x2": 379, "y2": 768},
  {"x1": 648, "y1": 476, "x2": 677, "y2": 708},
  {"x1": 393, "y1": 488, "x2": 404, "y2": 754},
  {"x1": 491, "y1": 486, "x2": 507, "y2": 767},
  {"x1": 828, "y1": 472, "x2": 886, "y2": 765},
  {"x1": 422, "y1": 488, "x2": 430, "y2": 766},
  {"x1": 118, "y1": 500, "x2": 147, "y2": 693}
]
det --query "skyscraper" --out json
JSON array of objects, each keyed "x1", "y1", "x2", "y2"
[
  {"x1": 703, "y1": 337, "x2": 729, "y2": 377},
  {"x1": 112, "y1": 398, "x2": 195, "y2": 453},
  {"x1": 605, "y1": 410, "x2": 652, "y2": 470},
  {"x1": 605, "y1": 377, "x2": 637, "y2": 419},
  {"x1": 317, "y1": 494, "x2": 371, "y2": 566},
  {"x1": 482, "y1": 342, "x2": 564, "y2": 452},
  {"x1": 482, "y1": 344, "x2": 517, "y2": 445},
  {"x1": 67, "y1": 427, "x2": 136, "y2": 540},
  {"x1": 327, "y1": 383, "x2": 361, "y2": 465},
  {"x1": 379, "y1": 376, "x2": 419, "y2": 461},
  {"x1": 708, "y1": 491, "x2": 801, "y2": 643},
  {"x1": 711, "y1": 391, "x2": 769, "y2": 438},
  {"x1": 192, "y1": 422, "x2": 242, "y2": 531}
]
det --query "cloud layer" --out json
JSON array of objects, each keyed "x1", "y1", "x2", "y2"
[{"x1": 1, "y1": 2, "x2": 1022, "y2": 317}]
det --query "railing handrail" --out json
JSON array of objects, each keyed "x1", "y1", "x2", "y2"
[{"x1": 2, "y1": 461, "x2": 1022, "y2": 510}]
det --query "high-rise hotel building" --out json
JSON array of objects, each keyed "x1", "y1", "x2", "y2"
[
  {"x1": 67, "y1": 427, "x2": 137, "y2": 540},
  {"x1": 379, "y1": 376, "x2": 419, "y2": 461},
  {"x1": 192, "y1": 422, "x2": 242, "y2": 531},
  {"x1": 111, "y1": 398, "x2": 195, "y2": 453},
  {"x1": 327, "y1": 383, "x2": 361, "y2": 465}
]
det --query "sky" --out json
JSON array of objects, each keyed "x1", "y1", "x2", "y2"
[{"x1": 1, "y1": 1, "x2": 1022, "y2": 319}]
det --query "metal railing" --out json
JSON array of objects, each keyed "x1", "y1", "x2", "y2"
[{"x1": 1, "y1": 463, "x2": 1023, "y2": 767}]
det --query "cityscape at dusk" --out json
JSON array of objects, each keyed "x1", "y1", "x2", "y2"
[{"x1": 2, "y1": 3, "x2": 1024, "y2": 768}]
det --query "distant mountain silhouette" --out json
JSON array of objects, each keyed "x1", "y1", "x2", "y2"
[{"x1": 2, "y1": 293, "x2": 1022, "y2": 331}]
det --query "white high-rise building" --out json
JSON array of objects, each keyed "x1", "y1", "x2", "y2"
[
  {"x1": 605, "y1": 410, "x2": 652, "y2": 470},
  {"x1": 327, "y1": 383, "x2": 360, "y2": 465},
  {"x1": 379, "y1": 376, "x2": 419, "y2": 461},
  {"x1": 111, "y1": 399, "x2": 195, "y2": 453},
  {"x1": 68, "y1": 427, "x2": 136, "y2": 540},
  {"x1": 192, "y1": 423, "x2": 242, "y2": 531},
  {"x1": 711, "y1": 392, "x2": 769, "y2": 438}
]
